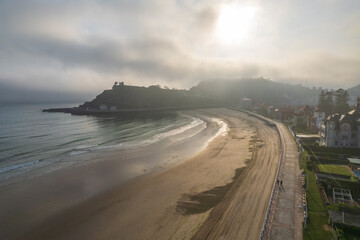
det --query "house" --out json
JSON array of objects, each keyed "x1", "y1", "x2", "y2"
[
  {"x1": 314, "y1": 108, "x2": 326, "y2": 129},
  {"x1": 306, "y1": 115, "x2": 317, "y2": 132},
  {"x1": 348, "y1": 158, "x2": 360, "y2": 170},
  {"x1": 293, "y1": 112, "x2": 307, "y2": 128},
  {"x1": 252, "y1": 102, "x2": 271, "y2": 116},
  {"x1": 110, "y1": 106, "x2": 117, "y2": 111},
  {"x1": 306, "y1": 108, "x2": 325, "y2": 132},
  {"x1": 271, "y1": 107, "x2": 294, "y2": 121},
  {"x1": 301, "y1": 105, "x2": 312, "y2": 116},
  {"x1": 239, "y1": 98, "x2": 252, "y2": 110},
  {"x1": 99, "y1": 104, "x2": 107, "y2": 110},
  {"x1": 292, "y1": 105, "x2": 319, "y2": 131},
  {"x1": 320, "y1": 104, "x2": 360, "y2": 148}
]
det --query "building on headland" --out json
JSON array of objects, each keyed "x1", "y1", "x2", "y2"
[
  {"x1": 320, "y1": 104, "x2": 360, "y2": 148},
  {"x1": 112, "y1": 81, "x2": 125, "y2": 89},
  {"x1": 110, "y1": 106, "x2": 117, "y2": 111},
  {"x1": 99, "y1": 104, "x2": 108, "y2": 110},
  {"x1": 239, "y1": 97, "x2": 252, "y2": 110}
]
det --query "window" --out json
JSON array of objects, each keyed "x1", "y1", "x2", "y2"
[
  {"x1": 319, "y1": 113, "x2": 322, "y2": 117},
  {"x1": 335, "y1": 141, "x2": 338, "y2": 146},
  {"x1": 351, "y1": 132, "x2": 357, "y2": 138}
]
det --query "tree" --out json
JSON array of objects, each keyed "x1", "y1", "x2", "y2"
[
  {"x1": 317, "y1": 90, "x2": 326, "y2": 111},
  {"x1": 334, "y1": 88, "x2": 349, "y2": 114},
  {"x1": 321, "y1": 91, "x2": 334, "y2": 115},
  {"x1": 356, "y1": 97, "x2": 360, "y2": 110}
]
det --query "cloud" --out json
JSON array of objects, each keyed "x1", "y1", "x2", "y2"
[
  {"x1": 0, "y1": 0, "x2": 359, "y2": 103},
  {"x1": 275, "y1": 53, "x2": 360, "y2": 89}
]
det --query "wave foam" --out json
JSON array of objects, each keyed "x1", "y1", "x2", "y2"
[
  {"x1": 204, "y1": 118, "x2": 229, "y2": 147},
  {"x1": 0, "y1": 160, "x2": 40, "y2": 174}
]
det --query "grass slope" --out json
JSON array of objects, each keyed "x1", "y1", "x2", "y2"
[
  {"x1": 318, "y1": 164, "x2": 353, "y2": 177},
  {"x1": 301, "y1": 152, "x2": 333, "y2": 240}
]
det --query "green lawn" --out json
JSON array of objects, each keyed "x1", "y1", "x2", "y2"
[
  {"x1": 301, "y1": 152, "x2": 333, "y2": 240},
  {"x1": 318, "y1": 164, "x2": 353, "y2": 177}
]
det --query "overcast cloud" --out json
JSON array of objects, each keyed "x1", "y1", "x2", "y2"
[{"x1": 0, "y1": 0, "x2": 359, "y2": 102}]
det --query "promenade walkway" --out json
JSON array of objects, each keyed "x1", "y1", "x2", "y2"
[{"x1": 265, "y1": 123, "x2": 304, "y2": 240}]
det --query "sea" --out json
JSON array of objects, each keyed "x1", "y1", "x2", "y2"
[{"x1": 0, "y1": 103, "x2": 226, "y2": 185}]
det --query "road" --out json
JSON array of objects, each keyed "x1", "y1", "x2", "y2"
[{"x1": 265, "y1": 123, "x2": 303, "y2": 240}]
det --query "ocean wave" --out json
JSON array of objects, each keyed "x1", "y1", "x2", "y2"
[
  {"x1": 57, "y1": 137, "x2": 94, "y2": 147},
  {"x1": 138, "y1": 117, "x2": 204, "y2": 146},
  {"x1": 204, "y1": 118, "x2": 229, "y2": 147},
  {"x1": 28, "y1": 134, "x2": 49, "y2": 139},
  {"x1": 95, "y1": 143, "x2": 122, "y2": 150},
  {"x1": 69, "y1": 150, "x2": 90, "y2": 156},
  {"x1": 0, "y1": 160, "x2": 40, "y2": 174},
  {"x1": 75, "y1": 145, "x2": 98, "y2": 150},
  {"x1": 68, "y1": 117, "x2": 204, "y2": 154}
]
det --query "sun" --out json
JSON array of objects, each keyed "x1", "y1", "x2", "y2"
[{"x1": 215, "y1": 4, "x2": 256, "y2": 44}]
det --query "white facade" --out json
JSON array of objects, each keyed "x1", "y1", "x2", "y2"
[
  {"x1": 314, "y1": 111, "x2": 325, "y2": 129},
  {"x1": 320, "y1": 110, "x2": 360, "y2": 148}
]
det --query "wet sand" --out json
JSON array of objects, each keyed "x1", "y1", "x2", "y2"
[{"x1": 1, "y1": 108, "x2": 276, "y2": 240}]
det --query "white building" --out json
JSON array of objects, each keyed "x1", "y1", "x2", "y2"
[
  {"x1": 320, "y1": 106, "x2": 360, "y2": 148},
  {"x1": 314, "y1": 108, "x2": 326, "y2": 129}
]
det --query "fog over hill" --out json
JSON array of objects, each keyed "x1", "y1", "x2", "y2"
[
  {"x1": 2, "y1": 77, "x2": 359, "y2": 106},
  {"x1": 190, "y1": 78, "x2": 322, "y2": 106},
  {"x1": 348, "y1": 83, "x2": 360, "y2": 98},
  {"x1": 80, "y1": 78, "x2": 324, "y2": 110}
]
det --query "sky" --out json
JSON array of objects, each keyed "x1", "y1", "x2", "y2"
[{"x1": 0, "y1": 0, "x2": 359, "y2": 102}]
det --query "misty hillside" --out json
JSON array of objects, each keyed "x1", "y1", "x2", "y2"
[
  {"x1": 80, "y1": 78, "x2": 322, "y2": 110},
  {"x1": 190, "y1": 78, "x2": 321, "y2": 106},
  {"x1": 81, "y1": 83, "x2": 216, "y2": 110},
  {"x1": 348, "y1": 83, "x2": 360, "y2": 97}
]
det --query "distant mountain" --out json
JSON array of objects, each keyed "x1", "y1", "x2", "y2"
[
  {"x1": 348, "y1": 84, "x2": 360, "y2": 97},
  {"x1": 190, "y1": 78, "x2": 321, "y2": 106}
]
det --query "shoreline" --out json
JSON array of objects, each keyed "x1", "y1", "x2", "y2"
[
  {"x1": 0, "y1": 111, "x2": 218, "y2": 188},
  {"x1": 0, "y1": 108, "x2": 276, "y2": 240},
  {"x1": 0, "y1": 109, "x2": 237, "y2": 240},
  {"x1": 42, "y1": 105, "x2": 228, "y2": 116}
]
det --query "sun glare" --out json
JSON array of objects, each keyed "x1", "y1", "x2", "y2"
[{"x1": 215, "y1": 4, "x2": 256, "y2": 44}]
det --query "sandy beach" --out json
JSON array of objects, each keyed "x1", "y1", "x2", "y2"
[{"x1": 1, "y1": 108, "x2": 279, "y2": 240}]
